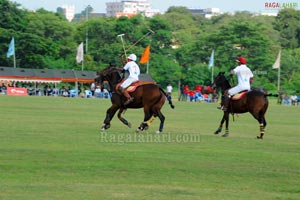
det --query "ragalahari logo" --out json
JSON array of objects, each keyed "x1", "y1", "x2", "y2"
[{"x1": 264, "y1": 2, "x2": 299, "y2": 10}]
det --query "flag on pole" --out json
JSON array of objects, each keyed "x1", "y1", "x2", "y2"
[
  {"x1": 7, "y1": 37, "x2": 15, "y2": 58},
  {"x1": 208, "y1": 50, "x2": 214, "y2": 68},
  {"x1": 76, "y1": 42, "x2": 84, "y2": 63},
  {"x1": 140, "y1": 45, "x2": 150, "y2": 64},
  {"x1": 272, "y1": 50, "x2": 281, "y2": 69}
]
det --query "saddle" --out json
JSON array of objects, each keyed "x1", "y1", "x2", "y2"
[{"x1": 231, "y1": 91, "x2": 248, "y2": 100}]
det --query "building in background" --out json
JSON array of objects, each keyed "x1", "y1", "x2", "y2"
[
  {"x1": 106, "y1": 0, "x2": 160, "y2": 18},
  {"x1": 189, "y1": 8, "x2": 221, "y2": 18},
  {"x1": 57, "y1": 5, "x2": 75, "y2": 22}
]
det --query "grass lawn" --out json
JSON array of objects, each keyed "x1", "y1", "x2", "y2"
[{"x1": 0, "y1": 95, "x2": 299, "y2": 200}]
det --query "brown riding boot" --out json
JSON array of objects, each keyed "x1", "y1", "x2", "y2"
[
  {"x1": 119, "y1": 87, "x2": 134, "y2": 105},
  {"x1": 221, "y1": 90, "x2": 231, "y2": 111}
]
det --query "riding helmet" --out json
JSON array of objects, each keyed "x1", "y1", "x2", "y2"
[{"x1": 128, "y1": 54, "x2": 137, "y2": 61}]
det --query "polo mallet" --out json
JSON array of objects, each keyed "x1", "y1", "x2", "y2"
[
  {"x1": 117, "y1": 33, "x2": 127, "y2": 58},
  {"x1": 125, "y1": 29, "x2": 155, "y2": 52}
]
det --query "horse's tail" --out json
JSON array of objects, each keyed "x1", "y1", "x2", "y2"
[
  {"x1": 159, "y1": 87, "x2": 175, "y2": 109},
  {"x1": 265, "y1": 93, "x2": 279, "y2": 97}
]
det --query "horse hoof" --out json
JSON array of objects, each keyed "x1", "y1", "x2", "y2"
[
  {"x1": 222, "y1": 133, "x2": 229, "y2": 137},
  {"x1": 214, "y1": 131, "x2": 220, "y2": 135},
  {"x1": 156, "y1": 130, "x2": 161, "y2": 134},
  {"x1": 101, "y1": 123, "x2": 110, "y2": 130},
  {"x1": 127, "y1": 122, "x2": 132, "y2": 128},
  {"x1": 256, "y1": 136, "x2": 263, "y2": 139},
  {"x1": 136, "y1": 127, "x2": 143, "y2": 133}
]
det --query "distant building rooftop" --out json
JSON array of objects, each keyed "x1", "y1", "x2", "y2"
[{"x1": 189, "y1": 8, "x2": 221, "y2": 18}]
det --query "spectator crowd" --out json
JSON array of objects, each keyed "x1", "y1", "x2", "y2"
[
  {"x1": 0, "y1": 81, "x2": 111, "y2": 99},
  {"x1": 177, "y1": 84, "x2": 218, "y2": 103}
]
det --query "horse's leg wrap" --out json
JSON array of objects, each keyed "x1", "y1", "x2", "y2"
[
  {"x1": 145, "y1": 115, "x2": 155, "y2": 126},
  {"x1": 104, "y1": 113, "x2": 111, "y2": 124},
  {"x1": 258, "y1": 123, "x2": 264, "y2": 139},
  {"x1": 137, "y1": 122, "x2": 148, "y2": 132},
  {"x1": 222, "y1": 128, "x2": 229, "y2": 137},
  {"x1": 101, "y1": 113, "x2": 111, "y2": 130},
  {"x1": 159, "y1": 121, "x2": 164, "y2": 132}
]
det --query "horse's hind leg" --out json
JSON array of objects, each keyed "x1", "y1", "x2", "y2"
[
  {"x1": 117, "y1": 108, "x2": 131, "y2": 128},
  {"x1": 136, "y1": 107, "x2": 153, "y2": 132},
  {"x1": 151, "y1": 95, "x2": 166, "y2": 133},
  {"x1": 252, "y1": 112, "x2": 266, "y2": 139},
  {"x1": 257, "y1": 116, "x2": 267, "y2": 139},
  {"x1": 153, "y1": 110, "x2": 165, "y2": 134}
]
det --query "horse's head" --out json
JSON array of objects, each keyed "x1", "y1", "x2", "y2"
[
  {"x1": 95, "y1": 66, "x2": 123, "y2": 85},
  {"x1": 212, "y1": 72, "x2": 231, "y2": 91}
]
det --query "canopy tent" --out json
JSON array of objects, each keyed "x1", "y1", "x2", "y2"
[{"x1": 0, "y1": 67, "x2": 97, "y2": 84}]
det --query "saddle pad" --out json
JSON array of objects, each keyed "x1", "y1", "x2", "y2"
[
  {"x1": 231, "y1": 91, "x2": 248, "y2": 100},
  {"x1": 127, "y1": 81, "x2": 156, "y2": 92}
]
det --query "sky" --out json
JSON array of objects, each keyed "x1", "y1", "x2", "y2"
[{"x1": 12, "y1": 0, "x2": 288, "y2": 14}]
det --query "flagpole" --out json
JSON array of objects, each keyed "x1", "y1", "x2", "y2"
[
  {"x1": 277, "y1": 66, "x2": 280, "y2": 91},
  {"x1": 146, "y1": 62, "x2": 149, "y2": 74},
  {"x1": 13, "y1": 51, "x2": 16, "y2": 68},
  {"x1": 272, "y1": 49, "x2": 281, "y2": 92},
  {"x1": 13, "y1": 37, "x2": 16, "y2": 68},
  {"x1": 208, "y1": 50, "x2": 214, "y2": 83},
  {"x1": 211, "y1": 66, "x2": 214, "y2": 83},
  {"x1": 146, "y1": 36, "x2": 152, "y2": 74}
]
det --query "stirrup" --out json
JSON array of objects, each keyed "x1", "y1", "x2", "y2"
[
  {"x1": 221, "y1": 106, "x2": 228, "y2": 111},
  {"x1": 217, "y1": 106, "x2": 227, "y2": 111},
  {"x1": 124, "y1": 97, "x2": 134, "y2": 105}
]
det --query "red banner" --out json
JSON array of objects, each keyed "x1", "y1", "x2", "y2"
[{"x1": 7, "y1": 87, "x2": 28, "y2": 96}]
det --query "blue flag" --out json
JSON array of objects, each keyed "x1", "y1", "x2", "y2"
[
  {"x1": 7, "y1": 37, "x2": 15, "y2": 58},
  {"x1": 208, "y1": 50, "x2": 214, "y2": 68}
]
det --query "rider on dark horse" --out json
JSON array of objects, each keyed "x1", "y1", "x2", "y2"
[
  {"x1": 119, "y1": 53, "x2": 141, "y2": 105},
  {"x1": 220, "y1": 57, "x2": 254, "y2": 111}
]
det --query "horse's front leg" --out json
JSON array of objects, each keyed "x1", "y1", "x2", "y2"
[
  {"x1": 222, "y1": 112, "x2": 230, "y2": 137},
  {"x1": 214, "y1": 112, "x2": 226, "y2": 134},
  {"x1": 117, "y1": 108, "x2": 131, "y2": 128},
  {"x1": 101, "y1": 104, "x2": 119, "y2": 131}
]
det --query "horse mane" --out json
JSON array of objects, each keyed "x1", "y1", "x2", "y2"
[
  {"x1": 97, "y1": 66, "x2": 122, "y2": 77},
  {"x1": 215, "y1": 72, "x2": 231, "y2": 91}
]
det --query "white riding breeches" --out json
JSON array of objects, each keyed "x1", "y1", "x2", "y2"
[
  {"x1": 228, "y1": 85, "x2": 250, "y2": 96},
  {"x1": 120, "y1": 77, "x2": 138, "y2": 88}
]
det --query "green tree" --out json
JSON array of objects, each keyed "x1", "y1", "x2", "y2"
[{"x1": 274, "y1": 9, "x2": 300, "y2": 48}]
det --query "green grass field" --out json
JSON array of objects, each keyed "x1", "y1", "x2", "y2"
[{"x1": 0, "y1": 95, "x2": 299, "y2": 200}]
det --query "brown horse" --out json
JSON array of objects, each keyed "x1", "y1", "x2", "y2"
[
  {"x1": 213, "y1": 72, "x2": 275, "y2": 139},
  {"x1": 95, "y1": 66, "x2": 174, "y2": 133}
]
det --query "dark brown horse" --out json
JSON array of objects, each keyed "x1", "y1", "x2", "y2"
[
  {"x1": 95, "y1": 66, "x2": 174, "y2": 133},
  {"x1": 213, "y1": 72, "x2": 274, "y2": 139}
]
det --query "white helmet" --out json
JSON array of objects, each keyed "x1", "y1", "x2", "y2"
[{"x1": 127, "y1": 54, "x2": 137, "y2": 61}]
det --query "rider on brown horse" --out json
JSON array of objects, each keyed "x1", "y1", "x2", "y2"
[
  {"x1": 220, "y1": 57, "x2": 254, "y2": 111},
  {"x1": 119, "y1": 53, "x2": 140, "y2": 105}
]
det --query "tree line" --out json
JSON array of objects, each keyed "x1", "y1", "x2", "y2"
[{"x1": 1, "y1": 0, "x2": 300, "y2": 93}]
